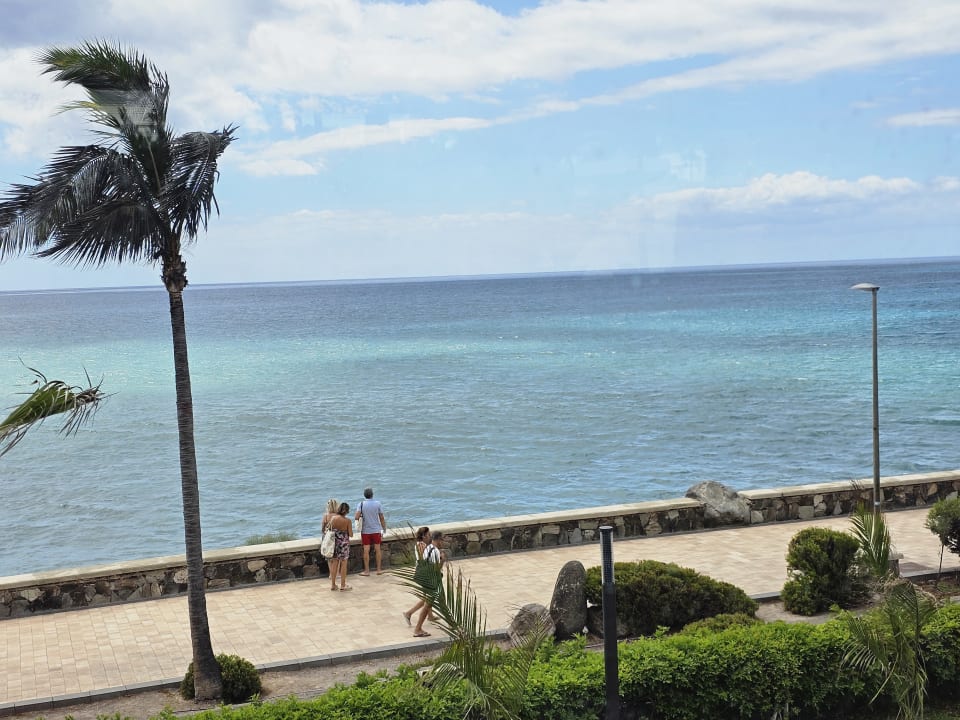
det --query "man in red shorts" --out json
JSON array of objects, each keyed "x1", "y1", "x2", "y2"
[{"x1": 355, "y1": 487, "x2": 387, "y2": 575}]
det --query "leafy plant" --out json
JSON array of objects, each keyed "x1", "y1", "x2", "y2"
[
  {"x1": 926, "y1": 498, "x2": 960, "y2": 577},
  {"x1": 841, "y1": 579, "x2": 940, "y2": 720},
  {"x1": 393, "y1": 563, "x2": 549, "y2": 720},
  {"x1": 782, "y1": 526, "x2": 869, "y2": 615},
  {"x1": 0, "y1": 365, "x2": 107, "y2": 457},
  {"x1": 244, "y1": 531, "x2": 298, "y2": 545},
  {"x1": 583, "y1": 560, "x2": 758, "y2": 636},
  {"x1": 181, "y1": 653, "x2": 261, "y2": 703},
  {"x1": 851, "y1": 505, "x2": 894, "y2": 582}
]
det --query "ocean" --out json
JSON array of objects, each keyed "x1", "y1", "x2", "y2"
[{"x1": 1, "y1": 259, "x2": 958, "y2": 577}]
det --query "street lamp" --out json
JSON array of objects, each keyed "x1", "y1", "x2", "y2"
[{"x1": 851, "y1": 282, "x2": 880, "y2": 516}]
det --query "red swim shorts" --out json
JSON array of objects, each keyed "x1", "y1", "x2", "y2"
[{"x1": 361, "y1": 532, "x2": 382, "y2": 546}]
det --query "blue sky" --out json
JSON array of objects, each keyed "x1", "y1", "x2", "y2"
[{"x1": 0, "y1": 0, "x2": 958, "y2": 291}]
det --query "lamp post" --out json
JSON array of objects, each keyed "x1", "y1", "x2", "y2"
[{"x1": 851, "y1": 282, "x2": 880, "y2": 516}]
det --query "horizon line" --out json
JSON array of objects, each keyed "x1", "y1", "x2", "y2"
[{"x1": 2, "y1": 255, "x2": 959, "y2": 296}]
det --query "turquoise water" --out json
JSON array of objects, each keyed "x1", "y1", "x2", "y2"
[{"x1": 1, "y1": 259, "x2": 958, "y2": 576}]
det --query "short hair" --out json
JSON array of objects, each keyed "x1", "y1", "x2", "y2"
[
  {"x1": 363, "y1": 488, "x2": 374, "y2": 499},
  {"x1": 415, "y1": 526, "x2": 430, "y2": 540},
  {"x1": 337, "y1": 502, "x2": 350, "y2": 515},
  {"x1": 431, "y1": 531, "x2": 444, "y2": 541}
]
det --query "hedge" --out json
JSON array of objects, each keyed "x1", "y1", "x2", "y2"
[{"x1": 181, "y1": 604, "x2": 960, "y2": 720}]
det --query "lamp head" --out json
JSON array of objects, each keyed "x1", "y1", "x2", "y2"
[{"x1": 851, "y1": 283, "x2": 879, "y2": 292}]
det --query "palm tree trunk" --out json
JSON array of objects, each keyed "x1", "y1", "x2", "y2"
[{"x1": 168, "y1": 288, "x2": 222, "y2": 700}]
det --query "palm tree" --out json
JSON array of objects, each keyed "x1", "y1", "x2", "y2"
[
  {"x1": 0, "y1": 42, "x2": 235, "y2": 699},
  {"x1": 0, "y1": 365, "x2": 106, "y2": 457}
]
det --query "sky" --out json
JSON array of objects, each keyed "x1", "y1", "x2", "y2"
[{"x1": 0, "y1": 0, "x2": 958, "y2": 291}]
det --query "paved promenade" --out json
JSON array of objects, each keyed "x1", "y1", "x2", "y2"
[{"x1": 2, "y1": 508, "x2": 957, "y2": 714}]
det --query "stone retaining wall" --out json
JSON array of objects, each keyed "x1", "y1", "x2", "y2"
[{"x1": 2, "y1": 470, "x2": 959, "y2": 618}]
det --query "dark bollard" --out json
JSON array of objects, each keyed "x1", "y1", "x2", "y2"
[{"x1": 600, "y1": 525, "x2": 620, "y2": 720}]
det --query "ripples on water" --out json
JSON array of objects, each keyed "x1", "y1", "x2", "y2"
[{"x1": 1, "y1": 260, "x2": 959, "y2": 575}]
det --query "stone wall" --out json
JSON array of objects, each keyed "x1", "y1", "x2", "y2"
[{"x1": 2, "y1": 469, "x2": 958, "y2": 618}]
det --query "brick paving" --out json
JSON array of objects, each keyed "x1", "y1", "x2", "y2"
[{"x1": 1, "y1": 508, "x2": 956, "y2": 714}]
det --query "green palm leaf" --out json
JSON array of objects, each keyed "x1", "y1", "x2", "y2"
[
  {"x1": 394, "y1": 563, "x2": 549, "y2": 720},
  {"x1": 0, "y1": 367, "x2": 107, "y2": 457}
]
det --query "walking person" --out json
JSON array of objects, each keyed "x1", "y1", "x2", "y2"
[
  {"x1": 329, "y1": 502, "x2": 354, "y2": 591},
  {"x1": 355, "y1": 487, "x2": 387, "y2": 576},
  {"x1": 403, "y1": 527, "x2": 432, "y2": 626},
  {"x1": 412, "y1": 530, "x2": 445, "y2": 638}
]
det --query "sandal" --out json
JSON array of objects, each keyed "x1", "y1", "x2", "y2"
[
  {"x1": 402, "y1": 612, "x2": 412, "y2": 626},
  {"x1": 413, "y1": 630, "x2": 431, "y2": 637},
  {"x1": 340, "y1": 585, "x2": 353, "y2": 591},
  {"x1": 330, "y1": 586, "x2": 338, "y2": 591}
]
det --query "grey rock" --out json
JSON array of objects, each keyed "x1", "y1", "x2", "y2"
[
  {"x1": 685, "y1": 481, "x2": 751, "y2": 526},
  {"x1": 549, "y1": 560, "x2": 587, "y2": 640},
  {"x1": 509, "y1": 603, "x2": 554, "y2": 646},
  {"x1": 585, "y1": 604, "x2": 629, "y2": 638}
]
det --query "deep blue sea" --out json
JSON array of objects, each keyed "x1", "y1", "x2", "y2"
[{"x1": 1, "y1": 259, "x2": 959, "y2": 577}]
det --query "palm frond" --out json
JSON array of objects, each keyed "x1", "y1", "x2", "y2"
[
  {"x1": 0, "y1": 366, "x2": 108, "y2": 458},
  {"x1": 393, "y1": 563, "x2": 549, "y2": 719},
  {"x1": 0, "y1": 145, "x2": 163, "y2": 266},
  {"x1": 850, "y1": 505, "x2": 892, "y2": 581},
  {"x1": 164, "y1": 127, "x2": 237, "y2": 240},
  {"x1": 841, "y1": 580, "x2": 938, "y2": 720}
]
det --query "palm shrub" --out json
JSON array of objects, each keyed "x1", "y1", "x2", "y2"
[
  {"x1": 782, "y1": 526, "x2": 869, "y2": 615},
  {"x1": 393, "y1": 563, "x2": 549, "y2": 720},
  {"x1": 850, "y1": 505, "x2": 894, "y2": 582},
  {"x1": 840, "y1": 579, "x2": 940, "y2": 720},
  {"x1": 925, "y1": 498, "x2": 960, "y2": 577},
  {"x1": 583, "y1": 560, "x2": 757, "y2": 636}
]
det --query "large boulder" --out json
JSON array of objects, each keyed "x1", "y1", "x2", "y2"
[
  {"x1": 549, "y1": 560, "x2": 587, "y2": 640},
  {"x1": 585, "y1": 604, "x2": 629, "y2": 638},
  {"x1": 509, "y1": 603, "x2": 554, "y2": 646},
  {"x1": 686, "y1": 481, "x2": 751, "y2": 526}
]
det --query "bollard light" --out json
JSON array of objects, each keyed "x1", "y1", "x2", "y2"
[
  {"x1": 851, "y1": 282, "x2": 881, "y2": 516},
  {"x1": 599, "y1": 525, "x2": 620, "y2": 720}
]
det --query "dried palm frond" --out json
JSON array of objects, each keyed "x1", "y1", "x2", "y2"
[{"x1": 0, "y1": 365, "x2": 107, "y2": 457}]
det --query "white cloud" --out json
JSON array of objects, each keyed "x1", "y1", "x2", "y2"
[
  {"x1": 3, "y1": 0, "x2": 960, "y2": 162},
  {"x1": 633, "y1": 172, "x2": 925, "y2": 218},
  {"x1": 234, "y1": 116, "x2": 495, "y2": 175},
  {"x1": 887, "y1": 108, "x2": 960, "y2": 126}
]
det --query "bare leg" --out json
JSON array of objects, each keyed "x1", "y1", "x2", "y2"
[
  {"x1": 374, "y1": 543, "x2": 383, "y2": 573},
  {"x1": 413, "y1": 603, "x2": 432, "y2": 636},
  {"x1": 340, "y1": 557, "x2": 349, "y2": 589},
  {"x1": 361, "y1": 543, "x2": 370, "y2": 575},
  {"x1": 328, "y1": 559, "x2": 338, "y2": 589}
]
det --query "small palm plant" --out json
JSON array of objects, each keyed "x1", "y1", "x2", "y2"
[
  {"x1": 850, "y1": 504, "x2": 893, "y2": 583},
  {"x1": 0, "y1": 366, "x2": 106, "y2": 457},
  {"x1": 394, "y1": 563, "x2": 549, "y2": 720},
  {"x1": 841, "y1": 579, "x2": 939, "y2": 720}
]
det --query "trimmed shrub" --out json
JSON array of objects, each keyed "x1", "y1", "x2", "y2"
[
  {"x1": 678, "y1": 612, "x2": 762, "y2": 637},
  {"x1": 181, "y1": 653, "x2": 262, "y2": 703},
  {"x1": 782, "y1": 526, "x2": 868, "y2": 615},
  {"x1": 584, "y1": 560, "x2": 758, "y2": 636}
]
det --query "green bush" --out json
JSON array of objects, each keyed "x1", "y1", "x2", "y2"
[
  {"x1": 181, "y1": 653, "x2": 262, "y2": 703},
  {"x1": 181, "y1": 603, "x2": 960, "y2": 720},
  {"x1": 584, "y1": 560, "x2": 758, "y2": 636},
  {"x1": 782, "y1": 526, "x2": 869, "y2": 615}
]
